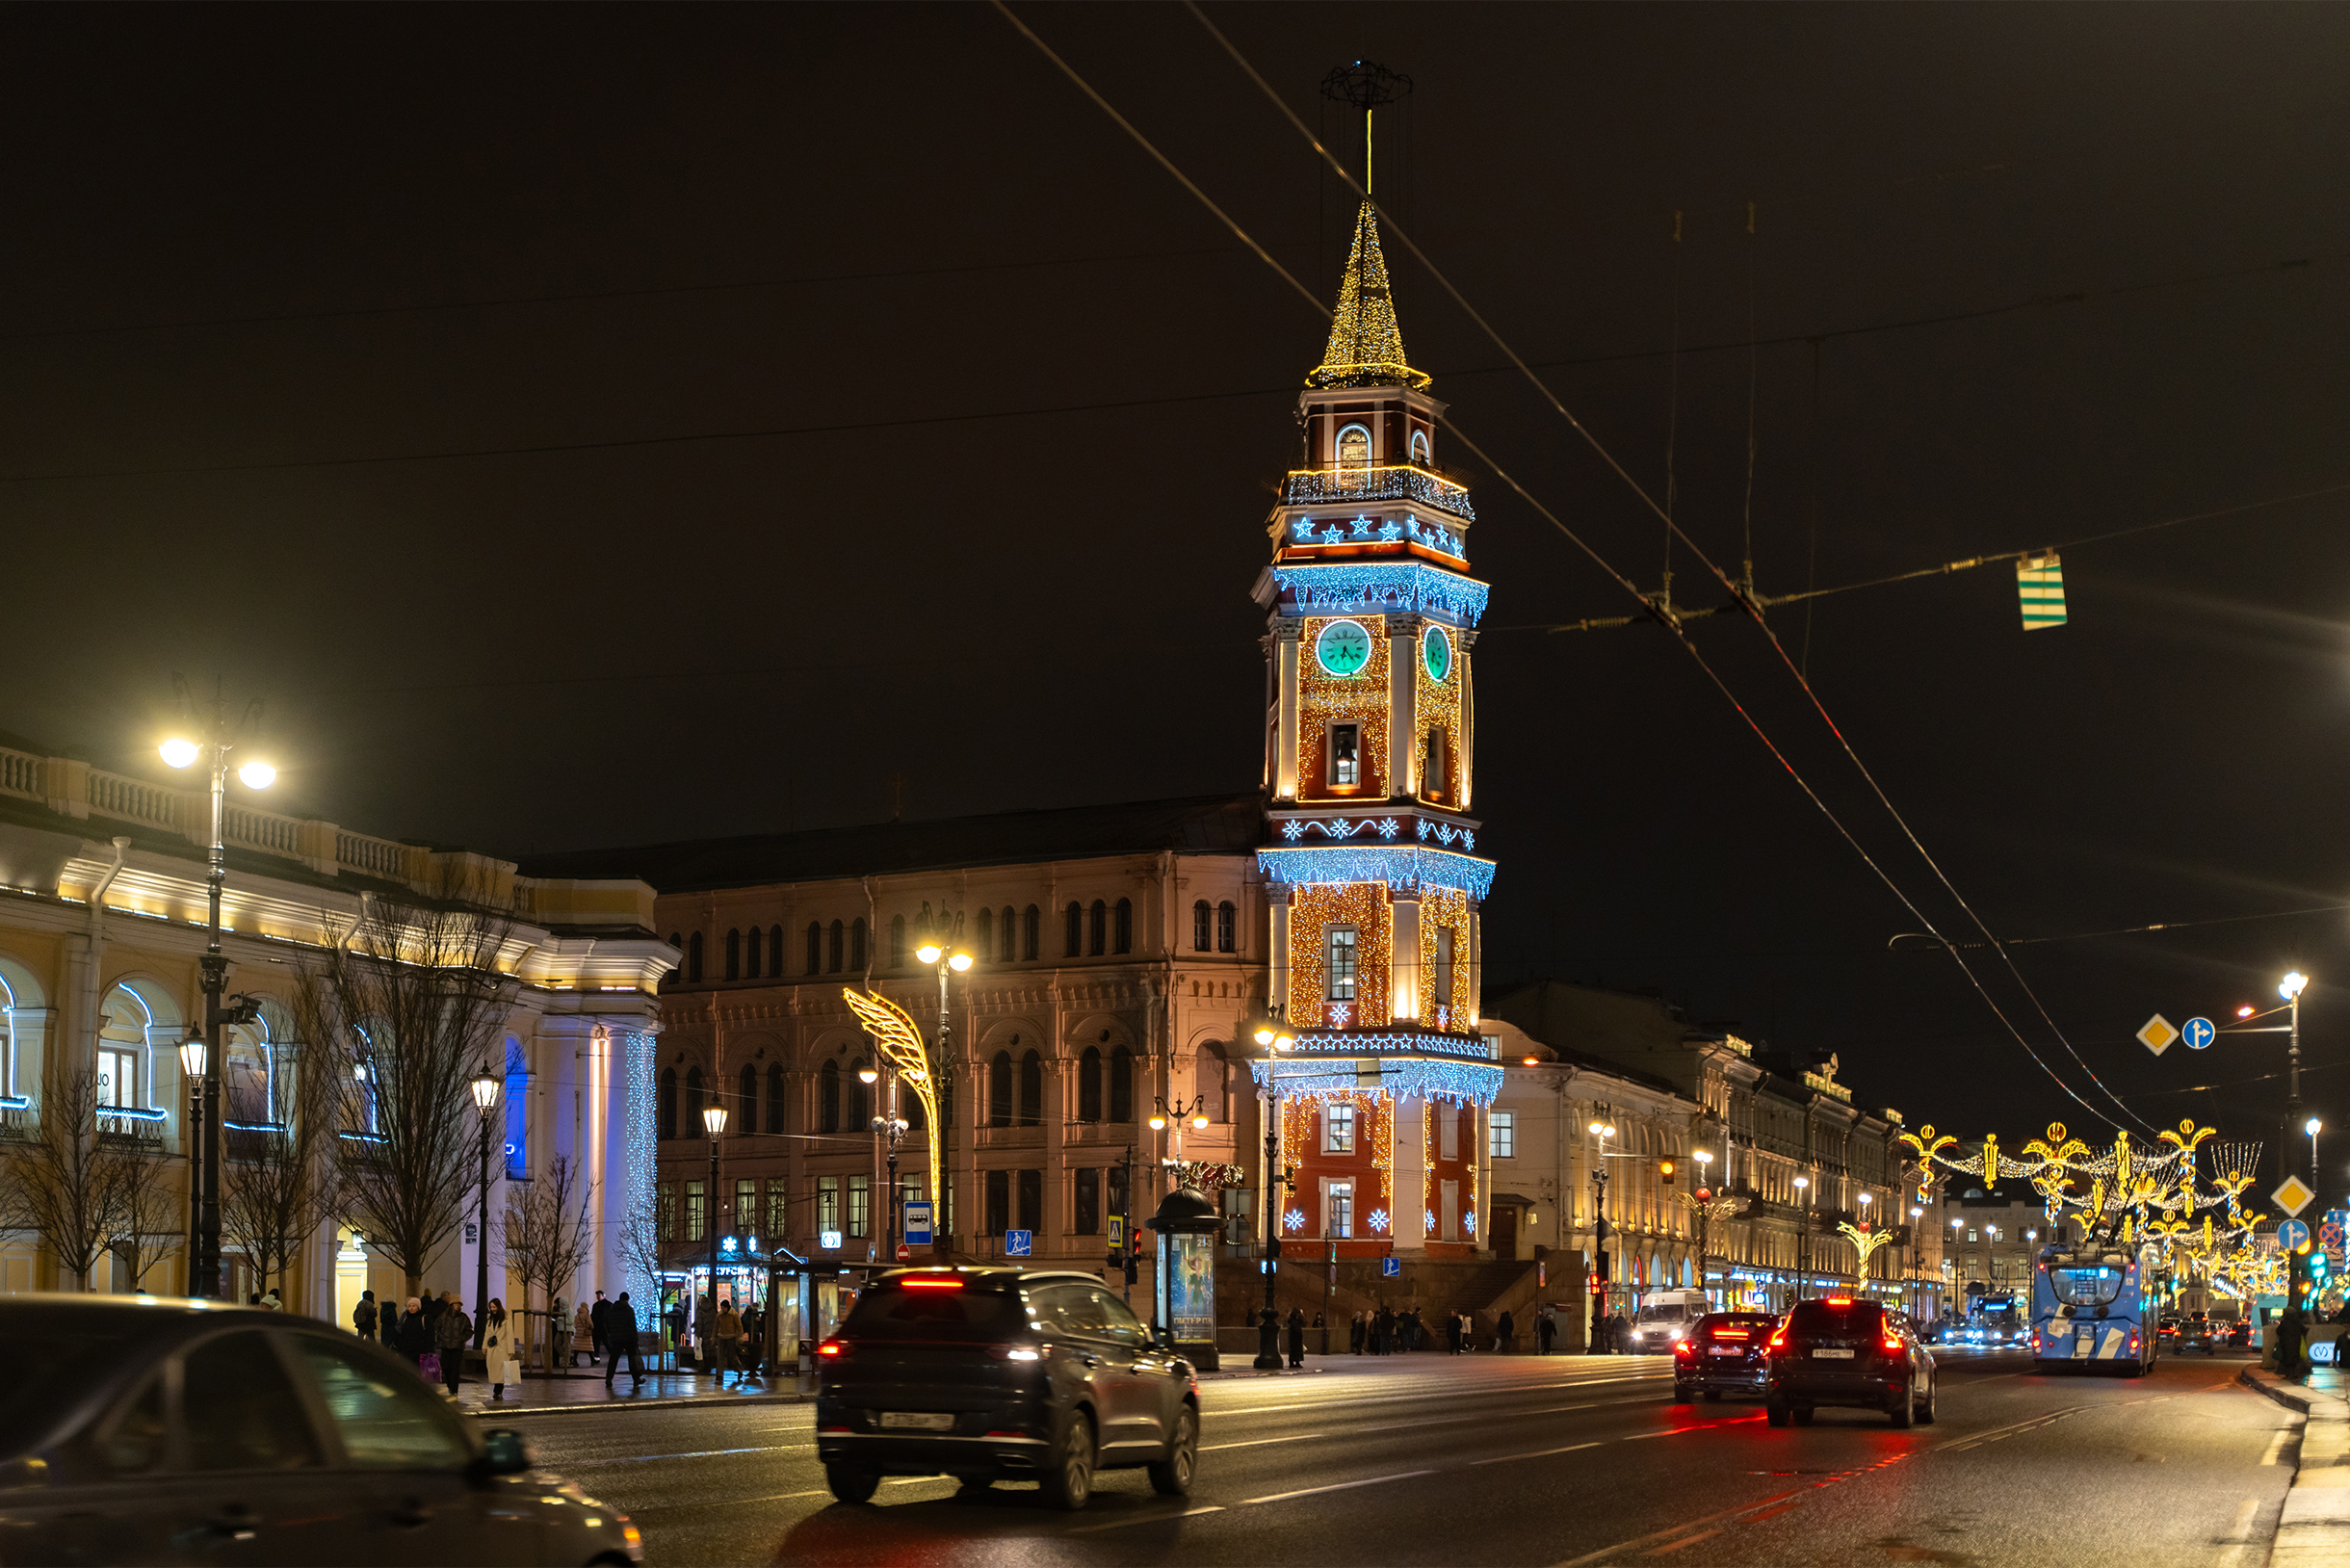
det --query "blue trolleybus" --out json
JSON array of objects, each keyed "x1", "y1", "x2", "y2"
[{"x1": 2029, "y1": 1243, "x2": 2157, "y2": 1375}]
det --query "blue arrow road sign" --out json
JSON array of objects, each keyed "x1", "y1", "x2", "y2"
[
  {"x1": 2182, "y1": 1017, "x2": 2217, "y2": 1051},
  {"x1": 903, "y1": 1202, "x2": 932, "y2": 1246},
  {"x1": 1005, "y1": 1229, "x2": 1032, "y2": 1257},
  {"x1": 1381, "y1": 1256, "x2": 1400, "y2": 1278},
  {"x1": 2280, "y1": 1219, "x2": 2311, "y2": 1253}
]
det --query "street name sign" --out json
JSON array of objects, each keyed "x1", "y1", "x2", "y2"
[
  {"x1": 902, "y1": 1201, "x2": 933, "y2": 1246},
  {"x1": 2182, "y1": 1017, "x2": 2216, "y2": 1051},
  {"x1": 2137, "y1": 1014, "x2": 2180, "y2": 1056},
  {"x1": 2273, "y1": 1175, "x2": 2317, "y2": 1217},
  {"x1": 1005, "y1": 1229, "x2": 1033, "y2": 1257}
]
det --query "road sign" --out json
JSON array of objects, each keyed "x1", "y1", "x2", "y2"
[
  {"x1": 1107, "y1": 1215, "x2": 1125, "y2": 1249},
  {"x1": 2273, "y1": 1175, "x2": 2317, "y2": 1217},
  {"x1": 903, "y1": 1201, "x2": 933, "y2": 1247},
  {"x1": 896, "y1": 1242, "x2": 911, "y2": 1262},
  {"x1": 820, "y1": 1229, "x2": 843, "y2": 1251},
  {"x1": 1380, "y1": 1256, "x2": 1400, "y2": 1278},
  {"x1": 2182, "y1": 1017, "x2": 2216, "y2": 1051},
  {"x1": 2281, "y1": 1219, "x2": 2312, "y2": 1254},
  {"x1": 2137, "y1": 1014, "x2": 2180, "y2": 1056},
  {"x1": 1005, "y1": 1229, "x2": 1033, "y2": 1257}
]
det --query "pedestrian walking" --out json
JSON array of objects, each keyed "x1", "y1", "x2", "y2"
[
  {"x1": 1538, "y1": 1308, "x2": 1557, "y2": 1355},
  {"x1": 1497, "y1": 1308, "x2": 1516, "y2": 1354},
  {"x1": 1286, "y1": 1307, "x2": 1306, "y2": 1369},
  {"x1": 352, "y1": 1290, "x2": 379, "y2": 1343},
  {"x1": 715, "y1": 1299, "x2": 744, "y2": 1386},
  {"x1": 1445, "y1": 1310, "x2": 1463, "y2": 1354},
  {"x1": 393, "y1": 1296, "x2": 431, "y2": 1367},
  {"x1": 589, "y1": 1291, "x2": 611, "y2": 1365},
  {"x1": 1349, "y1": 1311, "x2": 1365, "y2": 1354},
  {"x1": 742, "y1": 1303, "x2": 766, "y2": 1382},
  {"x1": 434, "y1": 1297, "x2": 473, "y2": 1397},
  {"x1": 483, "y1": 1299, "x2": 518, "y2": 1400},
  {"x1": 576, "y1": 1301, "x2": 598, "y2": 1367},
  {"x1": 604, "y1": 1291, "x2": 645, "y2": 1389},
  {"x1": 550, "y1": 1296, "x2": 571, "y2": 1374}
]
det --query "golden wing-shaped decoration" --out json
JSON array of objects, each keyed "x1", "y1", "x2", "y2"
[{"x1": 843, "y1": 986, "x2": 944, "y2": 1215}]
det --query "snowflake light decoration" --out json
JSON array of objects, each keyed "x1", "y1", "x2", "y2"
[
  {"x1": 1284, "y1": 1208, "x2": 1306, "y2": 1233},
  {"x1": 1368, "y1": 1208, "x2": 1391, "y2": 1234}
]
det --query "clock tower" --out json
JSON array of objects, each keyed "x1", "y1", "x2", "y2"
[{"x1": 1251, "y1": 201, "x2": 1501, "y2": 1260}]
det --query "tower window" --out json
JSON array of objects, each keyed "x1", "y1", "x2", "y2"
[
  {"x1": 1193, "y1": 900, "x2": 1211, "y2": 953},
  {"x1": 1410, "y1": 429, "x2": 1431, "y2": 466},
  {"x1": 1326, "y1": 928, "x2": 1359, "y2": 1002},
  {"x1": 975, "y1": 907, "x2": 992, "y2": 958},
  {"x1": 1089, "y1": 900, "x2": 1107, "y2": 957},
  {"x1": 1113, "y1": 898, "x2": 1133, "y2": 954},
  {"x1": 827, "y1": 921, "x2": 845, "y2": 973},
  {"x1": 688, "y1": 932, "x2": 704, "y2": 982},
  {"x1": 1064, "y1": 902, "x2": 1083, "y2": 958},
  {"x1": 1423, "y1": 726, "x2": 1449, "y2": 798},
  {"x1": 1433, "y1": 927, "x2": 1455, "y2": 1006},
  {"x1": 1325, "y1": 1102, "x2": 1355, "y2": 1154},
  {"x1": 742, "y1": 928, "x2": 758, "y2": 980},
  {"x1": 849, "y1": 919, "x2": 867, "y2": 972},
  {"x1": 1024, "y1": 903, "x2": 1040, "y2": 960},
  {"x1": 1330, "y1": 723, "x2": 1361, "y2": 788},
  {"x1": 1336, "y1": 424, "x2": 1371, "y2": 470},
  {"x1": 1217, "y1": 901, "x2": 1238, "y2": 954}
]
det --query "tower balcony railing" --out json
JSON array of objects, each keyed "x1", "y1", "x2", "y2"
[{"x1": 1283, "y1": 462, "x2": 1475, "y2": 523}]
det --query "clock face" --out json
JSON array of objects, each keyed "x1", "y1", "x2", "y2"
[
  {"x1": 1316, "y1": 619, "x2": 1373, "y2": 678},
  {"x1": 1423, "y1": 624, "x2": 1452, "y2": 682}
]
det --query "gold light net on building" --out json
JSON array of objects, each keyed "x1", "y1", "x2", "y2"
[
  {"x1": 1298, "y1": 616, "x2": 1392, "y2": 800},
  {"x1": 1414, "y1": 634, "x2": 1462, "y2": 802},
  {"x1": 1309, "y1": 201, "x2": 1430, "y2": 392},
  {"x1": 1371, "y1": 1097, "x2": 1394, "y2": 1218},
  {"x1": 1282, "y1": 1099, "x2": 1310, "y2": 1201},
  {"x1": 1416, "y1": 884, "x2": 1473, "y2": 1029},
  {"x1": 1423, "y1": 1100, "x2": 1435, "y2": 1230},
  {"x1": 1288, "y1": 880, "x2": 1393, "y2": 1028}
]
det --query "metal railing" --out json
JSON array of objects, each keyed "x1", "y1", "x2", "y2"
[{"x1": 1283, "y1": 463, "x2": 1475, "y2": 522}]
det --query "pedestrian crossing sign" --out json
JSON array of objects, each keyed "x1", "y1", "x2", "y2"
[{"x1": 2018, "y1": 552, "x2": 2067, "y2": 629}]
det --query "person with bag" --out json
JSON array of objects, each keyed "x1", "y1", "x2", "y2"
[
  {"x1": 434, "y1": 1296, "x2": 474, "y2": 1398},
  {"x1": 604, "y1": 1291, "x2": 645, "y2": 1390},
  {"x1": 575, "y1": 1301, "x2": 597, "y2": 1368},
  {"x1": 393, "y1": 1296, "x2": 431, "y2": 1369},
  {"x1": 352, "y1": 1290, "x2": 379, "y2": 1343},
  {"x1": 483, "y1": 1298, "x2": 518, "y2": 1400},
  {"x1": 589, "y1": 1291, "x2": 610, "y2": 1365}
]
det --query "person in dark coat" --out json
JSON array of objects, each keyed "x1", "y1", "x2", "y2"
[
  {"x1": 352, "y1": 1291, "x2": 379, "y2": 1343},
  {"x1": 1446, "y1": 1311, "x2": 1464, "y2": 1355},
  {"x1": 1497, "y1": 1308, "x2": 1516, "y2": 1354},
  {"x1": 1349, "y1": 1312, "x2": 1365, "y2": 1354},
  {"x1": 589, "y1": 1291, "x2": 610, "y2": 1365},
  {"x1": 393, "y1": 1296, "x2": 431, "y2": 1367},
  {"x1": 1286, "y1": 1308, "x2": 1306, "y2": 1369},
  {"x1": 604, "y1": 1291, "x2": 645, "y2": 1389},
  {"x1": 1538, "y1": 1309, "x2": 1557, "y2": 1355},
  {"x1": 433, "y1": 1297, "x2": 473, "y2": 1397}
]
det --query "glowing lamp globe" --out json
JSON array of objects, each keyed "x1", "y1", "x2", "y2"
[
  {"x1": 159, "y1": 737, "x2": 200, "y2": 769},
  {"x1": 916, "y1": 942, "x2": 943, "y2": 965},
  {"x1": 701, "y1": 1103, "x2": 728, "y2": 1137},
  {"x1": 237, "y1": 760, "x2": 276, "y2": 789},
  {"x1": 948, "y1": 952, "x2": 973, "y2": 972}
]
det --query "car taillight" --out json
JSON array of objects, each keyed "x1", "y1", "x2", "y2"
[
  {"x1": 988, "y1": 1343, "x2": 1043, "y2": 1362},
  {"x1": 1675, "y1": 1340, "x2": 1695, "y2": 1358},
  {"x1": 817, "y1": 1339, "x2": 847, "y2": 1358},
  {"x1": 1766, "y1": 1327, "x2": 1789, "y2": 1354},
  {"x1": 1881, "y1": 1335, "x2": 1903, "y2": 1353},
  {"x1": 2029, "y1": 1331, "x2": 2039, "y2": 1352},
  {"x1": 2129, "y1": 1332, "x2": 2139, "y2": 1354}
]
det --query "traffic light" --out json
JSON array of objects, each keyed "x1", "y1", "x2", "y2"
[
  {"x1": 1659, "y1": 1159, "x2": 1676, "y2": 1187},
  {"x1": 1124, "y1": 1230, "x2": 1143, "y2": 1286}
]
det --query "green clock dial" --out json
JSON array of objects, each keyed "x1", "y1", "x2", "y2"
[
  {"x1": 1423, "y1": 624, "x2": 1453, "y2": 682},
  {"x1": 1315, "y1": 619, "x2": 1373, "y2": 677}
]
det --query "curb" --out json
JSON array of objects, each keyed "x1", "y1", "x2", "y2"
[{"x1": 2240, "y1": 1367, "x2": 2350, "y2": 1568}]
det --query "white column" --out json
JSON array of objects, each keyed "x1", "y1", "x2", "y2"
[
  {"x1": 1275, "y1": 633, "x2": 1300, "y2": 801},
  {"x1": 1393, "y1": 1094, "x2": 1427, "y2": 1252},
  {"x1": 1388, "y1": 896, "x2": 1421, "y2": 1026},
  {"x1": 1269, "y1": 891, "x2": 1292, "y2": 1022}
]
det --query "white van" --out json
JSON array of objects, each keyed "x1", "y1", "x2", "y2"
[{"x1": 1630, "y1": 1290, "x2": 1711, "y2": 1353}]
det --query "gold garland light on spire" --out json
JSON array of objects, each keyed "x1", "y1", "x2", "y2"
[{"x1": 1308, "y1": 202, "x2": 1430, "y2": 391}]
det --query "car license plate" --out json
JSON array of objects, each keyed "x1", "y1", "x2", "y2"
[
  {"x1": 1710, "y1": 1347, "x2": 1745, "y2": 1357},
  {"x1": 1812, "y1": 1347, "x2": 1855, "y2": 1359},
  {"x1": 879, "y1": 1412, "x2": 954, "y2": 1431}
]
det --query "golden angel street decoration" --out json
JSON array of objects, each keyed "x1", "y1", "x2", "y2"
[
  {"x1": 842, "y1": 987, "x2": 943, "y2": 1203},
  {"x1": 1839, "y1": 1219, "x2": 1895, "y2": 1277}
]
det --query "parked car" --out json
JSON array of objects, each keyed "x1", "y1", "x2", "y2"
[
  {"x1": 815, "y1": 1267, "x2": 1200, "y2": 1509},
  {"x1": 1764, "y1": 1296, "x2": 1938, "y2": 1428},
  {"x1": 0, "y1": 1294, "x2": 640, "y2": 1566},
  {"x1": 1672, "y1": 1313, "x2": 1779, "y2": 1402}
]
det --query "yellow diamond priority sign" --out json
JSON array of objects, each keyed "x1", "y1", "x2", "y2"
[
  {"x1": 2274, "y1": 1175, "x2": 2317, "y2": 1217},
  {"x1": 2137, "y1": 1014, "x2": 2180, "y2": 1057}
]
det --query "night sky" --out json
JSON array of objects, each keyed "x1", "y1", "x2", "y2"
[{"x1": 7, "y1": 5, "x2": 2350, "y2": 1171}]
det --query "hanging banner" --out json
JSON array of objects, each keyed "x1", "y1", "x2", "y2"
[{"x1": 2018, "y1": 552, "x2": 2067, "y2": 629}]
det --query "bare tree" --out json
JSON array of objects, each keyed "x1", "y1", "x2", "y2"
[
  {"x1": 107, "y1": 1148, "x2": 183, "y2": 1291},
  {"x1": 0, "y1": 1069, "x2": 121, "y2": 1290},
  {"x1": 296, "y1": 878, "x2": 518, "y2": 1298},
  {"x1": 218, "y1": 1040, "x2": 345, "y2": 1300},
  {"x1": 501, "y1": 1153, "x2": 595, "y2": 1373}
]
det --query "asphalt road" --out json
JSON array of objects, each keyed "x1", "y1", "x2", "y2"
[{"x1": 519, "y1": 1346, "x2": 2294, "y2": 1566}]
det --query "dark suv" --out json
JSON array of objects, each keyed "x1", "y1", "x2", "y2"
[
  {"x1": 1671, "y1": 1313, "x2": 1778, "y2": 1402},
  {"x1": 1764, "y1": 1297, "x2": 1937, "y2": 1427},
  {"x1": 815, "y1": 1267, "x2": 1199, "y2": 1510}
]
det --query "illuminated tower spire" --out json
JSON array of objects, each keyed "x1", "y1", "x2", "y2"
[{"x1": 1308, "y1": 203, "x2": 1428, "y2": 392}]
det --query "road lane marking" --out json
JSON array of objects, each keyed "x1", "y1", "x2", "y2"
[
  {"x1": 580, "y1": 1444, "x2": 796, "y2": 1463},
  {"x1": 1645, "y1": 1527, "x2": 1722, "y2": 1555},
  {"x1": 2215, "y1": 1497, "x2": 2262, "y2": 1568},
  {"x1": 1204, "y1": 1432, "x2": 1326, "y2": 1450},
  {"x1": 1551, "y1": 1490, "x2": 1804, "y2": 1568},
  {"x1": 1240, "y1": 1469, "x2": 1434, "y2": 1505},
  {"x1": 1471, "y1": 1442, "x2": 1602, "y2": 1465},
  {"x1": 1066, "y1": 1505, "x2": 1225, "y2": 1533},
  {"x1": 1211, "y1": 1374, "x2": 1662, "y2": 1417},
  {"x1": 2260, "y1": 1429, "x2": 2292, "y2": 1466}
]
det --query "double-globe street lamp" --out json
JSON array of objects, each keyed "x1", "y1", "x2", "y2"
[
  {"x1": 470, "y1": 1067, "x2": 501, "y2": 1348},
  {"x1": 903, "y1": 931, "x2": 971, "y2": 1260},
  {"x1": 159, "y1": 690, "x2": 276, "y2": 1298},
  {"x1": 1589, "y1": 1121, "x2": 1616, "y2": 1348},
  {"x1": 1245, "y1": 1014, "x2": 1298, "y2": 1372},
  {"x1": 703, "y1": 1101, "x2": 728, "y2": 1366}
]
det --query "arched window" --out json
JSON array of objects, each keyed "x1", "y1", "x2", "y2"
[
  {"x1": 1079, "y1": 1047, "x2": 1103, "y2": 1122},
  {"x1": 743, "y1": 928, "x2": 759, "y2": 980},
  {"x1": 1064, "y1": 902, "x2": 1082, "y2": 958},
  {"x1": 890, "y1": 915, "x2": 906, "y2": 969},
  {"x1": 1424, "y1": 726, "x2": 1449, "y2": 799},
  {"x1": 1195, "y1": 1042, "x2": 1228, "y2": 1124},
  {"x1": 658, "y1": 1068, "x2": 677, "y2": 1140},
  {"x1": 1088, "y1": 900, "x2": 1107, "y2": 956},
  {"x1": 1002, "y1": 906, "x2": 1017, "y2": 962},
  {"x1": 685, "y1": 1066, "x2": 705, "y2": 1128},
  {"x1": 665, "y1": 932, "x2": 683, "y2": 987},
  {"x1": 988, "y1": 1052, "x2": 1013, "y2": 1127},
  {"x1": 1193, "y1": 900, "x2": 1212, "y2": 953},
  {"x1": 806, "y1": 923, "x2": 822, "y2": 975},
  {"x1": 827, "y1": 921, "x2": 845, "y2": 973},
  {"x1": 1110, "y1": 1047, "x2": 1134, "y2": 1124},
  {"x1": 769, "y1": 925, "x2": 783, "y2": 977},
  {"x1": 725, "y1": 928, "x2": 742, "y2": 981},
  {"x1": 849, "y1": 1066, "x2": 871, "y2": 1131},
  {"x1": 819, "y1": 1060, "x2": 840, "y2": 1134},
  {"x1": 1410, "y1": 428, "x2": 1431, "y2": 466},
  {"x1": 974, "y1": 908, "x2": 992, "y2": 957},
  {"x1": 738, "y1": 1065, "x2": 756, "y2": 1125},
  {"x1": 1113, "y1": 898, "x2": 1133, "y2": 954},
  {"x1": 1217, "y1": 901, "x2": 1238, "y2": 954},
  {"x1": 1337, "y1": 423, "x2": 1371, "y2": 470},
  {"x1": 688, "y1": 932, "x2": 704, "y2": 982},
  {"x1": 849, "y1": 919, "x2": 867, "y2": 972},
  {"x1": 766, "y1": 1063, "x2": 786, "y2": 1136},
  {"x1": 1023, "y1": 904, "x2": 1040, "y2": 960},
  {"x1": 1018, "y1": 1050, "x2": 1042, "y2": 1126}
]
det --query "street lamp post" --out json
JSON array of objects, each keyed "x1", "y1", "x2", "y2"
[
  {"x1": 471, "y1": 1067, "x2": 501, "y2": 1348},
  {"x1": 914, "y1": 930, "x2": 973, "y2": 1258},
  {"x1": 1590, "y1": 1121, "x2": 1616, "y2": 1347},
  {"x1": 159, "y1": 687, "x2": 275, "y2": 1298},
  {"x1": 1792, "y1": 1176, "x2": 1811, "y2": 1303},
  {"x1": 1856, "y1": 1190, "x2": 1872, "y2": 1292},
  {"x1": 178, "y1": 1032, "x2": 207, "y2": 1281},
  {"x1": 2282, "y1": 970, "x2": 2310, "y2": 1313},
  {"x1": 1247, "y1": 1014, "x2": 1297, "y2": 1372},
  {"x1": 1691, "y1": 1148, "x2": 1714, "y2": 1301},
  {"x1": 1150, "y1": 1096, "x2": 1214, "y2": 1166},
  {"x1": 702, "y1": 1101, "x2": 727, "y2": 1371}
]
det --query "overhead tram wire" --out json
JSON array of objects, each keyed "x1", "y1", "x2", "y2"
[
  {"x1": 992, "y1": 2, "x2": 2123, "y2": 1132},
  {"x1": 1175, "y1": 2, "x2": 2142, "y2": 1133}
]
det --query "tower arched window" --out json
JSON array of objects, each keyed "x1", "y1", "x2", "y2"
[
  {"x1": 906, "y1": 1085, "x2": 926, "y2": 1131},
  {"x1": 974, "y1": 908, "x2": 992, "y2": 957},
  {"x1": 1064, "y1": 902, "x2": 1082, "y2": 958},
  {"x1": 819, "y1": 1059, "x2": 840, "y2": 1134},
  {"x1": 688, "y1": 932, "x2": 704, "y2": 982},
  {"x1": 725, "y1": 928, "x2": 742, "y2": 981},
  {"x1": 849, "y1": 919, "x2": 867, "y2": 972},
  {"x1": 849, "y1": 1066, "x2": 871, "y2": 1131},
  {"x1": 1424, "y1": 726, "x2": 1449, "y2": 800},
  {"x1": 685, "y1": 1066, "x2": 705, "y2": 1126},
  {"x1": 766, "y1": 1063, "x2": 786, "y2": 1136},
  {"x1": 1079, "y1": 1047, "x2": 1103, "y2": 1122},
  {"x1": 1336, "y1": 423, "x2": 1371, "y2": 470},
  {"x1": 658, "y1": 1068, "x2": 678, "y2": 1141},
  {"x1": 1089, "y1": 900, "x2": 1107, "y2": 956},
  {"x1": 1024, "y1": 904, "x2": 1040, "y2": 960},
  {"x1": 1001, "y1": 906, "x2": 1017, "y2": 962},
  {"x1": 827, "y1": 921, "x2": 845, "y2": 973},
  {"x1": 1110, "y1": 1047, "x2": 1134, "y2": 1124},
  {"x1": 769, "y1": 925, "x2": 783, "y2": 977},
  {"x1": 806, "y1": 922, "x2": 822, "y2": 975},
  {"x1": 1410, "y1": 428, "x2": 1431, "y2": 466},
  {"x1": 1217, "y1": 901, "x2": 1238, "y2": 954},
  {"x1": 1193, "y1": 900, "x2": 1211, "y2": 953},
  {"x1": 741, "y1": 928, "x2": 757, "y2": 980},
  {"x1": 1113, "y1": 898, "x2": 1133, "y2": 954},
  {"x1": 890, "y1": 915, "x2": 906, "y2": 969},
  {"x1": 1018, "y1": 1050, "x2": 1042, "y2": 1127},
  {"x1": 988, "y1": 1052, "x2": 1013, "y2": 1128}
]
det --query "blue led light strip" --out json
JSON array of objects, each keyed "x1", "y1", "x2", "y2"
[
  {"x1": 1257, "y1": 846, "x2": 1497, "y2": 901},
  {"x1": 1270, "y1": 562, "x2": 1490, "y2": 626},
  {"x1": 1248, "y1": 1057, "x2": 1502, "y2": 1108}
]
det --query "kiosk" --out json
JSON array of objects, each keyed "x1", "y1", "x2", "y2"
[{"x1": 1152, "y1": 1188, "x2": 1221, "y2": 1372}]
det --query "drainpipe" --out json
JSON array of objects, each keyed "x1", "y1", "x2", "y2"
[{"x1": 79, "y1": 836, "x2": 133, "y2": 1069}]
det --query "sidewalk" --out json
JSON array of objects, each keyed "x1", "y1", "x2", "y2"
[
  {"x1": 452, "y1": 1367, "x2": 809, "y2": 1418},
  {"x1": 2240, "y1": 1364, "x2": 2350, "y2": 1568}
]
